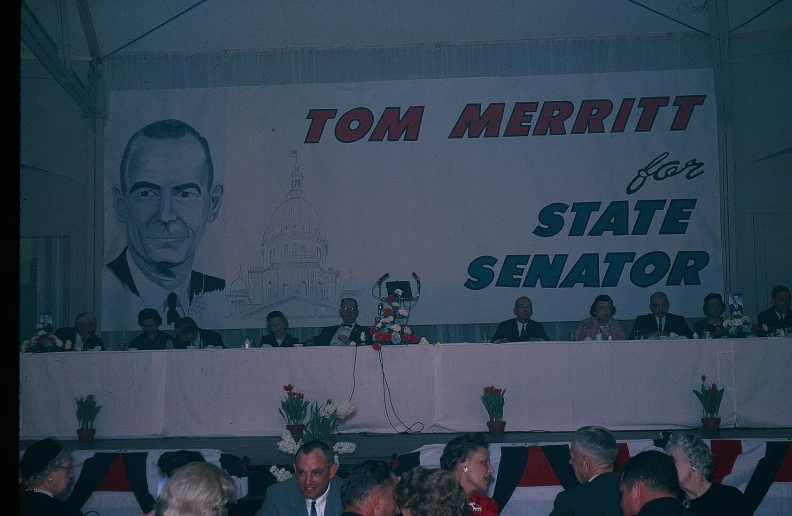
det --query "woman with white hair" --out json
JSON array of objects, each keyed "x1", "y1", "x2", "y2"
[
  {"x1": 665, "y1": 433, "x2": 752, "y2": 515},
  {"x1": 154, "y1": 461, "x2": 236, "y2": 516}
]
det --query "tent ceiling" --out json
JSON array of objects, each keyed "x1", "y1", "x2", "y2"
[{"x1": 21, "y1": 0, "x2": 791, "y2": 61}]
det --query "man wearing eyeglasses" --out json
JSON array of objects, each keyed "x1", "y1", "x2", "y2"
[
  {"x1": 491, "y1": 296, "x2": 549, "y2": 343},
  {"x1": 313, "y1": 298, "x2": 368, "y2": 346},
  {"x1": 628, "y1": 291, "x2": 692, "y2": 340}
]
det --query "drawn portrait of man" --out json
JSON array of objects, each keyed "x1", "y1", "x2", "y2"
[{"x1": 103, "y1": 119, "x2": 225, "y2": 330}]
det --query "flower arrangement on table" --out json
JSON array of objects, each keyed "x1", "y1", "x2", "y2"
[
  {"x1": 76, "y1": 394, "x2": 102, "y2": 429},
  {"x1": 481, "y1": 385, "x2": 506, "y2": 422},
  {"x1": 278, "y1": 384, "x2": 309, "y2": 426},
  {"x1": 21, "y1": 323, "x2": 71, "y2": 353},
  {"x1": 693, "y1": 375, "x2": 724, "y2": 418},
  {"x1": 275, "y1": 389, "x2": 357, "y2": 479},
  {"x1": 716, "y1": 313, "x2": 757, "y2": 338},
  {"x1": 358, "y1": 290, "x2": 428, "y2": 350}
]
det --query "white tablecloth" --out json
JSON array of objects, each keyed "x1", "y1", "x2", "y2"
[{"x1": 18, "y1": 338, "x2": 792, "y2": 439}]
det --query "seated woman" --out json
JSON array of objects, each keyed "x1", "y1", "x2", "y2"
[
  {"x1": 693, "y1": 293, "x2": 725, "y2": 337},
  {"x1": 129, "y1": 308, "x2": 173, "y2": 350},
  {"x1": 573, "y1": 294, "x2": 626, "y2": 340},
  {"x1": 665, "y1": 433, "x2": 752, "y2": 516},
  {"x1": 19, "y1": 438, "x2": 82, "y2": 516},
  {"x1": 259, "y1": 310, "x2": 299, "y2": 347},
  {"x1": 154, "y1": 461, "x2": 236, "y2": 516},
  {"x1": 395, "y1": 466, "x2": 467, "y2": 516},
  {"x1": 440, "y1": 433, "x2": 498, "y2": 516}
]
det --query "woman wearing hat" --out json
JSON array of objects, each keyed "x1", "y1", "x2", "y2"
[
  {"x1": 259, "y1": 310, "x2": 299, "y2": 347},
  {"x1": 19, "y1": 438, "x2": 81, "y2": 515}
]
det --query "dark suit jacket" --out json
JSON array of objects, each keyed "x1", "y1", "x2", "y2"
[
  {"x1": 628, "y1": 313, "x2": 693, "y2": 339},
  {"x1": 255, "y1": 476, "x2": 343, "y2": 516},
  {"x1": 757, "y1": 307, "x2": 792, "y2": 331},
  {"x1": 549, "y1": 471, "x2": 622, "y2": 516},
  {"x1": 54, "y1": 327, "x2": 105, "y2": 351},
  {"x1": 636, "y1": 497, "x2": 700, "y2": 515},
  {"x1": 491, "y1": 318, "x2": 549, "y2": 342},
  {"x1": 314, "y1": 323, "x2": 370, "y2": 346},
  {"x1": 128, "y1": 330, "x2": 173, "y2": 350},
  {"x1": 107, "y1": 248, "x2": 225, "y2": 302},
  {"x1": 172, "y1": 328, "x2": 224, "y2": 349},
  {"x1": 259, "y1": 333, "x2": 300, "y2": 347}
]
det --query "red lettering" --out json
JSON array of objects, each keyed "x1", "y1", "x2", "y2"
[
  {"x1": 503, "y1": 102, "x2": 538, "y2": 137},
  {"x1": 635, "y1": 97, "x2": 670, "y2": 132},
  {"x1": 671, "y1": 95, "x2": 706, "y2": 131},
  {"x1": 448, "y1": 103, "x2": 505, "y2": 138},
  {"x1": 335, "y1": 108, "x2": 374, "y2": 143},
  {"x1": 369, "y1": 106, "x2": 425, "y2": 141},
  {"x1": 533, "y1": 101, "x2": 575, "y2": 136},
  {"x1": 571, "y1": 99, "x2": 613, "y2": 134},
  {"x1": 304, "y1": 109, "x2": 337, "y2": 143}
]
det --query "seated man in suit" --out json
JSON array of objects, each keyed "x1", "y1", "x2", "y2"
[
  {"x1": 757, "y1": 284, "x2": 792, "y2": 332},
  {"x1": 257, "y1": 440, "x2": 344, "y2": 516},
  {"x1": 173, "y1": 316, "x2": 224, "y2": 349},
  {"x1": 619, "y1": 451, "x2": 692, "y2": 516},
  {"x1": 260, "y1": 310, "x2": 300, "y2": 347},
  {"x1": 491, "y1": 296, "x2": 549, "y2": 343},
  {"x1": 550, "y1": 426, "x2": 621, "y2": 516},
  {"x1": 128, "y1": 308, "x2": 174, "y2": 350},
  {"x1": 55, "y1": 312, "x2": 105, "y2": 351},
  {"x1": 628, "y1": 291, "x2": 692, "y2": 340},
  {"x1": 340, "y1": 460, "x2": 399, "y2": 516},
  {"x1": 314, "y1": 298, "x2": 369, "y2": 346}
]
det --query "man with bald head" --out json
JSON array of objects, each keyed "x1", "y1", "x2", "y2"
[
  {"x1": 103, "y1": 119, "x2": 225, "y2": 330},
  {"x1": 491, "y1": 296, "x2": 549, "y2": 343},
  {"x1": 628, "y1": 291, "x2": 692, "y2": 340}
]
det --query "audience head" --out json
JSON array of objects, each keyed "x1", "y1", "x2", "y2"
[
  {"x1": 138, "y1": 308, "x2": 163, "y2": 337},
  {"x1": 589, "y1": 295, "x2": 616, "y2": 320},
  {"x1": 339, "y1": 298, "x2": 359, "y2": 325},
  {"x1": 266, "y1": 311, "x2": 289, "y2": 337},
  {"x1": 771, "y1": 284, "x2": 790, "y2": 314},
  {"x1": 665, "y1": 433, "x2": 713, "y2": 487},
  {"x1": 75, "y1": 312, "x2": 98, "y2": 339},
  {"x1": 619, "y1": 450, "x2": 680, "y2": 516},
  {"x1": 340, "y1": 459, "x2": 399, "y2": 516},
  {"x1": 569, "y1": 425, "x2": 618, "y2": 483},
  {"x1": 440, "y1": 432, "x2": 494, "y2": 497},
  {"x1": 394, "y1": 466, "x2": 467, "y2": 516},
  {"x1": 513, "y1": 296, "x2": 534, "y2": 323},
  {"x1": 174, "y1": 317, "x2": 200, "y2": 345},
  {"x1": 294, "y1": 440, "x2": 337, "y2": 501},
  {"x1": 702, "y1": 293, "x2": 724, "y2": 318},
  {"x1": 19, "y1": 438, "x2": 74, "y2": 496},
  {"x1": 649, "y1": 292, "x2": 670, "y2": 319},
  {"x1": 157, "y1": 450, "x2": 206, "y2": 478},
  {"x1": 154, "y1": 461, "x2": 236, "y2": 516}
]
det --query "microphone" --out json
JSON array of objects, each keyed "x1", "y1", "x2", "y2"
[
  {"x1": 412, "y1": 272, "x2": 421, "y2": 294},
  {"x1": 376, "y1": 273, "x2": 390, "y2": 286}
]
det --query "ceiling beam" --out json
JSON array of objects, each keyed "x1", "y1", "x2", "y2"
[
  {"x1": 75, "y1": 0, "x2": 101, "y2": 59},
  {"x1": 21, "y1": 1, "x2": 100, "y2": 117}
]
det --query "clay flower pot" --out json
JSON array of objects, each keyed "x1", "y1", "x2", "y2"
[
  {"x1": 286, "y1": 424, "x2": 304, "y2": 440},
  {"x1": 487, "y1": 421, "x2": 506, "y2": 435},
  {"x1": 701, "y1": 417, "x2": 721, "y2": 432},
  {"x1": 77, "y1": 428, "x2": 96, "y2": 443}
]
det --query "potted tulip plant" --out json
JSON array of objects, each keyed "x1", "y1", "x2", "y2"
[
  {"x1": 481, "y1": 385, "x2": 506, "y2": 435},
  {"x1": 279, "y1": 384, "x2": 310, "y2": 439},
  {"x1": 693, "y1": 375, "x2": 725, "y2": 431},
  {"x1": 76, "y1": 394, "x2": 102, "y2": 443}
]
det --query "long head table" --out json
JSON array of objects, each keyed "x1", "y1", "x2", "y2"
[{"x1": 18, "y1": 338, "x2": 792, "y2": 439}]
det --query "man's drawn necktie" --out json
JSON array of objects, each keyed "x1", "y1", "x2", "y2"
[{"x1": 166, "y1": 292, "x2": 180, "y2": 325}]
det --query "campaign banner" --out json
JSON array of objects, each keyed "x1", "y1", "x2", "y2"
[{"x1": 103, "y1": 69, "x2": 721, "y2": 330}]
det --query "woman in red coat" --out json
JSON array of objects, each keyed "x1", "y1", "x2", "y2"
[{"x1": 440, "y1": 433, "x2": 499, "y2": 516}]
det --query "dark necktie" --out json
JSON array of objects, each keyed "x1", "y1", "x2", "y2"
[
  {"x1": 310, "y1": 501, "x2": 317, "y2": 516},
  {"x1": 166, "y1": 292, "x2": 180, "y2": 325},
  {"x1": 519, "y1": 323, "x2": 527, "y2": 340},
  {"x1": 658, "y1": 318, "x2": 664, "y2": 332}
]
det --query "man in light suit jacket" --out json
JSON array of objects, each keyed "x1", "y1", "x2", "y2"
[
  {"x1": 257, "y1": 440, "x2": 344, "y2": 516},
  {"x1": 314, "y1": 298, "x2": 369, "y2": 346},
  {"x1": 628, "y1": 291, "x2": 692, "y2": 339},
  {"x1": 54, "y1": 312, "x2": 105, "y2": 351},
  {"x1": 491, "y1": 296, "x2": 549, "y2": 342},
  {"x1": 550, "y1": 426, "x2": 622, "y2": 516}
]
